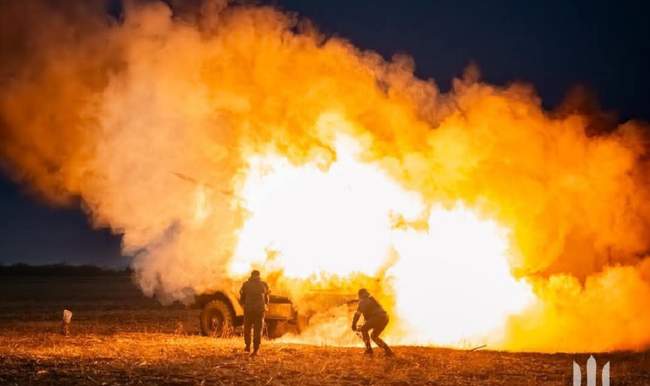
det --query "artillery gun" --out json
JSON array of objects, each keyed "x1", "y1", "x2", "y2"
[{"x1": 194, "y1": 287, "x2": 356, "y2": 338}]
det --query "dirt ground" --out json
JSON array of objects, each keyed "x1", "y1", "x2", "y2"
[{"x1": 1, "y1": 274, "x2": 649, "y2": 385}]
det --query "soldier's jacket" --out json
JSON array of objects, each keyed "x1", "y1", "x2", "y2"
[
  {"x1": 356, "y1": 295, "x2": 387, "y2": 320},
  {"x1": 239, "y1": 277, "x2": 269, "y2": 313}
]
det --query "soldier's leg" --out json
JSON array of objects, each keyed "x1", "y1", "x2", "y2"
[
  {"x1": 243, "y1": 312, "x2": 252, "y2": 351},
  {"x1": 370, "y1": 316, "x2": 393, "y2": 355},
  {"x1": 358, "y1": 323, "x2": 373, "y2": 353},
  {"x1": 252, "y1": 311, "x2": 264, "y2": 352}
]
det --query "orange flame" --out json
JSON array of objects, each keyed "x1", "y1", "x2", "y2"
[
  {"x1": 2, "y1": 1, "x2": 650, "y2": 351},
  {"x1": 232, "y1": 130, "x2": 533, "y2": 347}
]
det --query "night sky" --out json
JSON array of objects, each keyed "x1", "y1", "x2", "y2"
[{"x1": 1, "y1": 0, "x2": 649, "y2": 267}]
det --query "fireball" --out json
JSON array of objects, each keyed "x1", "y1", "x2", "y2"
[
  {"x1": 230, "y1": 131, "x2": 533, "y2": 346},
  {"x1": 3, "y1": 0, "x2": 650, "y2": 352}
]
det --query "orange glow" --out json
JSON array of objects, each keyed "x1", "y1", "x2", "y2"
[
  {"x1": 3, "y1": 1, "x2": 650, "y2": 352},
  {"x1": 231, "y1": 134, "x2": 423, "y2": 279},
  {"x1": 391, "y1": 205, "x2": 533, "y2": 346},
  {"x1": 231, "y1": 130, "x2": 533, "y2": 346}
]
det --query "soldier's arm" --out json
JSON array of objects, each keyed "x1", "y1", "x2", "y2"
[
  {"x1": 263, "y1": 282, "x2": 270, "y2": 305},
  {"x1": 351, "y1": 310, "x2": 361, "y2": 331},
  {"x1": 352, "y1": 298, "x2": 367, "y2": 331},
  {"x1": 239, "y1": 283, "x2": 246, "y2": 304},
  {"x1": 352, "y1": 300, "x2": 364, "y2": 331}
]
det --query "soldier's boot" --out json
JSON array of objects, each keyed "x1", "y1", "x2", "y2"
[
  {"x1": 244, "y1": 331, "x2": 251, "y2": 353},
  {"x1": 363, "y1": 338, "x2": 373, "y2": 355},
  {"x1": 373, "y1": 336, "x2": 394, "y2": 357}
]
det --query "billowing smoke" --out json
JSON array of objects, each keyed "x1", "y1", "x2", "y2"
[{"x1": 2, "y1": 0, "x2": 650, "y2": 352}]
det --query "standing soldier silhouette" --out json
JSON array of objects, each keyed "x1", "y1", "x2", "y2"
[
  {"x1": 239, "y1": 270, "x2": 269, "y2": 356},
  {"x1": 351, "y1": 288, "x2": 394, "y2": 356}
]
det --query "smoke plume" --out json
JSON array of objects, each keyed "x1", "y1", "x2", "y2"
[{"x1": 2, "y1": 0, "x2": 650, "y2": 352}]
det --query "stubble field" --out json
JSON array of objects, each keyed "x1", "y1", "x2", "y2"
[{"x1": 0, "y1": 273, "x2": 648, "y2": 385}]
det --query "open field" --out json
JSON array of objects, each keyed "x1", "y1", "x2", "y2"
[{"x1": 1, "y1": 274, "x2": 649, "y2": 385}]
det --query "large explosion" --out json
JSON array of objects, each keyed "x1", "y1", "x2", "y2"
[{"x1": 2, "y1": 1, "x2": 650, "y2": 352}]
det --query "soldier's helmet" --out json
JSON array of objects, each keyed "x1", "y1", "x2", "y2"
[
  {"x1": 358, "y1": 288, "x2": 370, "y2": 298},
  {"x1": 251, "y1": 270, "x2": 260, "y2": 278}
]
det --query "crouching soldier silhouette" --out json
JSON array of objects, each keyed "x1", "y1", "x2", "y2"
[
  {"x1": 352, "y1": 288, "x2": 394, "y2": 356},
  {"x1": 239, "y1": 270, "x2": 269, "y2": 356}
]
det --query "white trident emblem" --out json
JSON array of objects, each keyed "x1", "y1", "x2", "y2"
[{"x1": 573, "y1": 355, "x2": 610, "y2": 386}]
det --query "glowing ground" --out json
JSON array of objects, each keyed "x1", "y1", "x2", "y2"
[
  {"x1": 0, "y1": 275, "x2": 648, "y2": 385},
  {"x1": 2, "y1": 332, "x2": 650, "y2": 385}
]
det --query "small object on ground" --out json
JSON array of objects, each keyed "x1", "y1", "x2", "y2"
[
  {"x1": 174, "y1": 322, "x2": 185, "y2": 335},
  {"x1": 61, "y1": 309, "x2": 72, "y2": 336},
  {"x1": 470, "y1": 344, "x2": 487, "y2": 352}
]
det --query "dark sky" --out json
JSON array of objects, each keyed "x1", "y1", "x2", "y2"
[{"x1": 1, "y1": 0, "x2": 649, "y2": 267}]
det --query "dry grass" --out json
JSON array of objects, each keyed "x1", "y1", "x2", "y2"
[
  {"x1": 0, "y1": 275, "x2": 649, "y2": 385},
  {"x1": 2, "y1": 329, "x2": 650, "y2": 385}
]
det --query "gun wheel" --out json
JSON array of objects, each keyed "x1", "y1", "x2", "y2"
[{"x1": 200, "y1": 299, "x2": 234, "y2": 337}]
